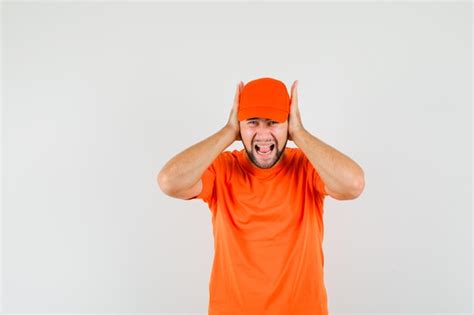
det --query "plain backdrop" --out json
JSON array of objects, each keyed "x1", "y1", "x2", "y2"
[{"x1": 2, "y1": 1, "x2": 472, "y2": 314}]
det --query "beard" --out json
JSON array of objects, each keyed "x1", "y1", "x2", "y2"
[{"x1": 242, "y1": 135, "x2": 288, "y2": 169}]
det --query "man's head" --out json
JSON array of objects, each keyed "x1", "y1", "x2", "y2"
[
  {"x1": 237, "y1": 77, "x2": 291, "y2": 169},
  {"x1": 240, "y1": 117, "x2": 289, "y2": 169}
]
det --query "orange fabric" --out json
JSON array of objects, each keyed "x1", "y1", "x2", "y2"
[{"x1": 189, "y1": 147, "x2": 329, "y2": 315}]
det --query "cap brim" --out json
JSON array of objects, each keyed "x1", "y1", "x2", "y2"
[{"x1": 238, "y1": 106, "x2": 288, "y2": 123}]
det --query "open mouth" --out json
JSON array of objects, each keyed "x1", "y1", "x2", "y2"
[{"x1": 254, "y1": 143, "x2": 275, "y2": 156}]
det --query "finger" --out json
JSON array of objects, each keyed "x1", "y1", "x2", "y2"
[
  {"x1": 291, "y1": 80, "x2": 298, "y2": 105},
  {"x1": 238, "y1": 81, "x2": 244, "y2": 102},
  {"x1": 234, "y1": 82, "x2": 240, "y2": 103},
  {"x1": 234, "y1": 82, "x2": 243, "y2": 109}
]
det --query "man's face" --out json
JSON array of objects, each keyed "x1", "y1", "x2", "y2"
[{"x1": 239, "y1": 117, "x2": 289, "y2": 169}]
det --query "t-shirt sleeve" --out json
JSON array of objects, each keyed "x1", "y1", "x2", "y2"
[
  {"x1": 311, "y1": 164, "x2": 328, "y2": 198},
  {"x1": 186, "y1": 151, "x2": 232, "y2": 205},
  {"x1": 303, "y1": 152, "x2": 328, "y2": 199},
  {"x1": 186, "y1": 166, "x2": 216, "y2": 204}
]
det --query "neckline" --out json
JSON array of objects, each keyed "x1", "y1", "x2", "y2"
[{"x1": 238, "y1": 147, "x2": 292, "y2": 179}]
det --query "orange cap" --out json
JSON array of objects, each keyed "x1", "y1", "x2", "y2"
[{"x1": 238, "y1": 77, "x2": 290, "y2": 123}]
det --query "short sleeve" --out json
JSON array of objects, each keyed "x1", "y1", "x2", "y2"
[
  {"x1": 311, "y1": 164, "x2": 328, "y2": 198},
  {"x1": 301, "y1": 150, "x2": 328, "y2": 199},
  {"x1": 186, "y1": 151, "x2": 233, "y2": 205},
  {"x1": 187, "y1": 165, "x2": 216, "y2": 204}
]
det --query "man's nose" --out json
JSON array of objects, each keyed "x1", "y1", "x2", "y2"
[{"x1": 254, "y1": 125, "x2": 274, "y2": 139}]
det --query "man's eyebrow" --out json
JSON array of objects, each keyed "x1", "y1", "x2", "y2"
[{"x1": 247, "y1": 117, "x2": 273, "y2": 121}]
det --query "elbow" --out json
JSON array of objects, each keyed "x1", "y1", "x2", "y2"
[
  {"x1": 351, "y1": 173, "x2": 365, "y2": 199},
  {"x1": 157, "y1": 171, "x2": 174, "y2": 196}
]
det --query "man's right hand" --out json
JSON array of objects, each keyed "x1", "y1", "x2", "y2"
[{"x1": 226, "y1": 81, "x2": 243, "y2": 141}]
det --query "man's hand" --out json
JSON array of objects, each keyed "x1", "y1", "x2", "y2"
[
  {"x1": 226, "y1": 81, "x2": 243, "y2": 141},
  {"x1": 288, "y1": 80, "x2": 305, "y2": 141}
]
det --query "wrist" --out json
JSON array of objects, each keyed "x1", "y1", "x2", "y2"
[
  {"x1": 291, "y1": 126, "x2": 306, "y2": 139},
  {"x1": 224, "y1": 124, "x2": 239, "y2": 134},
  {"x1": 222, "y1": 125, "x2": 239, "y2": 140}
]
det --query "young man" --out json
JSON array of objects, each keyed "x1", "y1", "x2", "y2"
[{"x1": 158, "y1": 77, "x2": 365, "y2": 315}]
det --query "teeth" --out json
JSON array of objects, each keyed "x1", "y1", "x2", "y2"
[{"x1": 255, "y1": 143, "x2": 274, "y2": 156}]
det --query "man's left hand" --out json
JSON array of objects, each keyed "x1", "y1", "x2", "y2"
[{"x1": 288, "y1": 80, "x2": 304, "y2": 141}]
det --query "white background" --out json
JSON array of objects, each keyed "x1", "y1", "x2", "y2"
[{"x1": 2, "y1": 1, "x2": 472, "y2": 314}]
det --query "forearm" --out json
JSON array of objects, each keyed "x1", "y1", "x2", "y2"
[
  {"x1": 158, "y1": 125, "x2": 235, "y2": 193},
  {"x1": 292, "y1": 127, "x2": 365, "y2": 197}
]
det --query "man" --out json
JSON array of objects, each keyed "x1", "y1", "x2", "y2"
[{"x1": 158, "y1": 77, "x2": 365, "y2": 315}]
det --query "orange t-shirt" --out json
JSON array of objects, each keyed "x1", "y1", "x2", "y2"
[{"x1": 189, "y1": 147, "x2": 329, "y2": 315}]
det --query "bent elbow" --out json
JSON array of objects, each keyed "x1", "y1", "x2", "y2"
[
  {"x1": 157, "y1": 171, "x2": 174, "y2": 196},
  {"x1": 351, "y1": 175, "x2": 365, "y2": 199}
]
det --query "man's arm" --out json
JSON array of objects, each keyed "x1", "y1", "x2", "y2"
[
  {"x1": 157, "y1": 126, "x2": 235, "y2": 199},
  {"x1": 157, "y1": 81, "x2": 243, "y2": 199},
  {"x1": 287, "y1": 80, "x2": 365, "y2": 200},
  {"x1": 292, "y1": 128, "x2": 365, "y2": 200}
]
